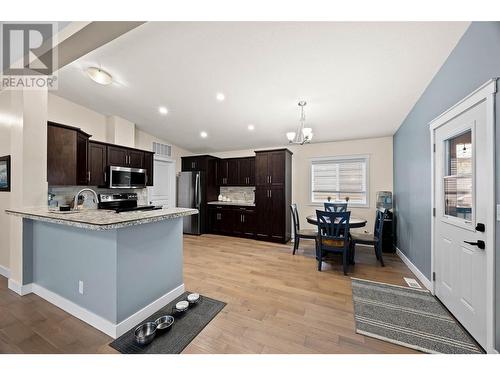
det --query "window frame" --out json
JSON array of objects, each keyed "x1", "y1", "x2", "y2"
[{"x1": 309, "y1": 154, "x2": 370, "y2": 208}]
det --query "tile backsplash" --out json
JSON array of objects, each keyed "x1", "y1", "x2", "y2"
[
  {"x1": 48, "y1": 186, "x2": 149, "y2": 208},
  {"x1": 219, "y1": 186, "x2": 255, "y2": 203}
]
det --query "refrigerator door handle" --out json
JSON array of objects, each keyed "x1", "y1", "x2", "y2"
[{"x1": 194, "y1": 173, "x2": 201, "y2": 208}]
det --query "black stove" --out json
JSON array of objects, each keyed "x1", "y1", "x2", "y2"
[{"x1": 98, "y1": 193, "x2": 161, "y2": 213}]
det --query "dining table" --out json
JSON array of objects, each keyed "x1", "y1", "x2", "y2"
[{"x1": 305, "y1": 215, "x2": 367, "y2": 228}]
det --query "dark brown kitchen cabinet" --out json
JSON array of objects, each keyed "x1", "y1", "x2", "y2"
[
  {"x1": 208, "y1": 206, "x2": 235, "y2": 235},
  {"x1": 233, "y1": 207, "x2": 256, "y2": 238},
  {"x1": 107, "y1": 145, "x2": 128, "y2": 167},
  {"x1": 88, "y1": 141, "x2": 107, "y2": 187},
  {"x1": 107, "y1": 146, "x2": 144, "y2": 169},
  {"x1": 254, "y1": 149, "x2": 292, "y2": 243},
  {"x1": 208, "y1": 205, "x2": 255, "y2": 238},
  {"x1": 255, "y1": 149, "x2": 286, "y2": 186},
  {"x1": 238, "y1": 157, "x2": 255, "y2": 186},
  {"x1": 181, "y1": 155, "x2": 214, "y2": 172},
  {"x1": 144, "y1": 152, "x2": 153, "y2": 186},
  {"x1": 128, "y1": 149, "x2": 144, "y2": 169},
  {"x1": 47, "y1": 122, "x2": 90, "y2": 186},
  {"x1": 217, "y1": 158, "x2": 239, "y2": 186}
]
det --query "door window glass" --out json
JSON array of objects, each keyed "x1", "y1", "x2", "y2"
[{"x1": 444, "y1": 130, "x2": 472, "y2": 221}]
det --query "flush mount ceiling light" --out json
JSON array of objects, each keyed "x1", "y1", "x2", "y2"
[
  {"x1": 247, "y1": 124, "x2": 255, "y2": 131},
  {"x1": 86, "y1": 67, "x2": 113, "y2": 85},
  {"x1": 286, "y1": 101, "x2": 313, "y2": 145},
  {"x1": 216, "y1": 92, "x2": 225, "y2": 101},
  {"x1": 200, "y1": 131, "x2": 208, "y2": 138},
  {"x1": 158, "y1": 106, "x2": 168, "y2": 115}
]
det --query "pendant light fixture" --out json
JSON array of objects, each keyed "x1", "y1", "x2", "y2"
[{"x1": 286, "y1": 101, "x2": 313, "y2": 145}]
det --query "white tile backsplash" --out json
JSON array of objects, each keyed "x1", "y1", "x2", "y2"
[
  {"x1": 219, "y1": 186, "x2": 255, "y2": 203},
  {"x1": 48, "y1": 186, "x2": 149, "y2": 208}
]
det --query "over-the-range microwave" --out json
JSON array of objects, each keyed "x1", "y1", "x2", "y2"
[{"x1": 108, "y1": 166, "x2": 148, "y2": 189}]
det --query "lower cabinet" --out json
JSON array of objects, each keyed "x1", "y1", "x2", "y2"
[{"x1": 208, "y1": 205, "x2": 256, "y2": 238}]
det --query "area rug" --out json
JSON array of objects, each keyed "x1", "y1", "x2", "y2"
[
  {"x1": 351, "y1": 278, "x2": 484, "y2": 354},
  {"x1": 109, "y1": 292, "x2": 226, "y2": 354}
]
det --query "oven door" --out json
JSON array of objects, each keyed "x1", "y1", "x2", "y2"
[{"x1": 109, "y1": 166, "x2": 147, "y2": 188}]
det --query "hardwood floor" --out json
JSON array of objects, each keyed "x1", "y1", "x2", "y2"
[{"x1": 0, "y1": 234, "x2": 419, "y2": 354}]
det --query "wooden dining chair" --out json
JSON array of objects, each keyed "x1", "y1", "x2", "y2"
[
  {"x1": 290, "y1": 204, "x2": 317, "y2": 255},
  {"x1": 350, "y1": 209, "x2": 386, "y2": 266},
  {"x1": 316, "y1": 210, "x2": 351, "y2": 275},
  {"x1": 324, "y1": 202, "x2": 347, "y2": 212}
]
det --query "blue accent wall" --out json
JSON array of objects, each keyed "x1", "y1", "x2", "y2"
[
  {"x1": 27, "y1": 217, "x2": 184, "y2": 325},
  {"x1": 393, "y1": 21, "x2": 500, "y2": 349}
]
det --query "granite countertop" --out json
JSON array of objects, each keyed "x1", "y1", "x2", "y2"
[
  {"x1": 207, "y1": 201, "x2": 255, "y2": 207},
  {"x1": 5, "y1": 207, "x2": 198, "y2": 231}
]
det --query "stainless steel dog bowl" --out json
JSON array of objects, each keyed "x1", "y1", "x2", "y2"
[
  {"x1": 154, "y1": 315, "x2": 174, "y2": 330},
  {"x1": 134, "y1": 322, "x2": 157, "y2": 345}
]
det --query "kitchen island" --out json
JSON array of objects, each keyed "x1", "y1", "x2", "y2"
[{"x1": 5, "y1": 207, "x2": 197, "y2": 338}]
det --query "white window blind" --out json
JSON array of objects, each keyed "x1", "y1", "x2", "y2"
[{"x1": 311, "y1": 156, "x2": 368, "y2": 206}]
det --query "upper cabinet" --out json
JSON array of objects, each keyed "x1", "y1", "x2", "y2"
[
  {"x1": 238, "y1": 157, "x2": 255, "y2": 186},
  {"x1": 47, "y1": 122, "x2": 90, "y2": 186},
  {"x1": 107, "y1": 146, "x2": 145, "y2": 169},
  {"x1": 255, "y1": 150, "x2": 288, "y2": 186},
  {"x1": 181, "y1": 155, "x2": 214, "y2": 172},
  {"x1": 88, "y1": 141, "x2": 107, "y2": 186},
  {"x1": 47, "y1": 121, "x2": 154, "y2": 187}
]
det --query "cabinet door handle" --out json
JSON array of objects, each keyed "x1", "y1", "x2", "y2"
[
  {"x1": 87, "y1": 171, "x2": 91, "y2": 183},
  {"x1": 269, "y1": 189, "x2": 272, "y2": 198},
  {"x1": 270, "y1": 175, "x2": 272, "y2": 184},
  {"x1": 104, "y1": 172, "x2": 107, "y2": 183},
  {"x1": 242, "y1": 214, "x2": 245, "y2": 223}
]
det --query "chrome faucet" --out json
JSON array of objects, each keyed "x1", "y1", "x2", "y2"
[{"x1": 73, "y1": 188, "x2": 99, "y2": 210}]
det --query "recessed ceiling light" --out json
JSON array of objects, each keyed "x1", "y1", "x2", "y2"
[
  {"x1": 200, "y1": 131, "x2": 208, "y2": 138},
  {"x1": 158, "y1": 106, "x2": 168, "y2": 115},
  {"x1": 86, "y1": 67, "x2": 113, "y2": 85},
  {"x1": 247, "y1": 124, "x2": 255, "y2": 131},
  {"x1": 216, "y1": 92, "x2": 225, "y2": 101}
]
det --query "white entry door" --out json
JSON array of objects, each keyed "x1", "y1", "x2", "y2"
[
  {"x1": 148, "y1": 157, "x2": 176, "y2": 208},
  {"x1": 433, "y1": 94, "x2": 492, "y2": 350}
]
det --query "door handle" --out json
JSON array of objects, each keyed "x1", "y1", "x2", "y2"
[
  {"x1": 475, "y1": 223, "x2": 485, "y2": 232},
  {"x1": 464, "y1": 240, "x2": 485, "y2": 250}
]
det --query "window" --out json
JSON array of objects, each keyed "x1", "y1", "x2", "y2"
[
  {"x1": 443, "y1": 130, "x2": 473, "y2": 221},
  {"x1": 310, "y1": 155, "x2": 369, "y2": 207}
]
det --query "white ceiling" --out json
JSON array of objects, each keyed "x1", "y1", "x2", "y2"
[{"x1": 54, "y1": 22, "x2": 469, "y2": 153}]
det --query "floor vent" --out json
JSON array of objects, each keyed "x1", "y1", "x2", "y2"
[
  {"x1": 403, "y1": 277, "x2": 422, "y2": 289},
  {"x1": 153, "y1": 142, "x2": 172, "y2": 157}
]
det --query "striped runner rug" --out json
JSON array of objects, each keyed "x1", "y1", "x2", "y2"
[{"x1": 351, "y1": 278, "x2": 484, "y2": 354}]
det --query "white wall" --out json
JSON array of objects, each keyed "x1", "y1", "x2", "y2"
[
  {"x1": 106, "y1": 115, "x2": 135, "y2": 148},
  {"x1": 48, "y1": 93, "x2": 191, "y2": 173},
  {"x1": 48, "y1": 94, "x2": 107, "y2": 142},
  {"x1": 135, "y1": 129, "x2": 192, "y2": 174},
  {"x1": 0, "y1": 91, "x2": 12, "y2": 273},
  {"x1": 210, "y1": 136, "x2": 393, "y2": 232}
]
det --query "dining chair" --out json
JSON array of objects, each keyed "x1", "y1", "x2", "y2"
[
  {"x1": 350, "y1": 209, "x2": 386, "y2": 266},
  {"x1": 324, "y1": 202, "x2": 347, "y2": 213},
  {"x1": 290, "y1": 204, "x2": 317, "y2": 255},
  {"x1": 316, "y1": 210, "x2": 351, "y2": 275}
]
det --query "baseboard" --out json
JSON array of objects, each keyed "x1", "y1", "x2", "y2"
[
  {"x1": 395, "y1": 247, "x2": 433, "y2": 291},
  {"x1": 7, "y1": 279, "x2": 33, "y2": 296},
  {"x1": 31, "y1": 283, "x2": 117, "y2": 337},
  {"x1": 23, "y1": 282, "x2": 185, "y2": 339},
  {"x1": 115, "y1": 283, "x2": 185, "y2": 337},
  {"x1": 0, "y1": 264, "x2": 10, "y2": 279}
]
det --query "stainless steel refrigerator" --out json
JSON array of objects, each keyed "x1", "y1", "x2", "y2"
[{"x1": 177, "y1": 171, "x2": 205, "y2": 235}]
